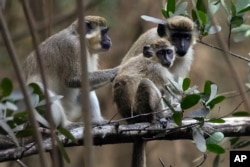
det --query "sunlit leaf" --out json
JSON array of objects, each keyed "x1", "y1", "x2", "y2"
[
  {"x1": 207, "y1": 143, "x2": 225, "y2": 154},
  {"x1": 206, "y1": 132, "x2": 224, "y2": 144},
  {"x1": 208, "y1": 0, "x2": 220, "y2": 14},
  {"x1": 207, "y1": 25, "x2": 222, "y2": 34},
  {"x1": 192, "y1": 128, "x2": 206, "y2": 152},
  {"x1": 181, "y1": 94, "x2": 201, "y2": 110},
  {"x1": 175, "y1": 2, "x2": 188, "y2": 16}
]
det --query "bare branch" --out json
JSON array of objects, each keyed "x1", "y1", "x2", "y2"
[{"x1": 0, "y1": 117, "x2": 250, "y2": 162}]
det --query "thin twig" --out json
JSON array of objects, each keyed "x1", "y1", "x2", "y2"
[
  {"x1": 197, "y1": 40, "x2": 250, "y2": 62},
  {"x1": 0, "y1": 7, "x2": 47, "y2": 167},
  {"x1": 20, "y1": 0, "x2": 60, "y2": 166}
]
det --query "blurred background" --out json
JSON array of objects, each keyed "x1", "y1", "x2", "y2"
[{"x1": 0, "y1": 0, "x2": 250, "y2": 166}]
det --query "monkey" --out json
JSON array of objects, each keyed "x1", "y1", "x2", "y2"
[
  {"x1": 112, "y1": 39, "x2": 176, "y2": 167},
  {"x1": 121, "y1": 15, "x2": 196, "y2": 78},
  {"x1": 23, "y1": 15, "x2": 116, "y2": 127}
]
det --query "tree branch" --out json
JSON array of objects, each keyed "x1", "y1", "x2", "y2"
[{"x1": 0, "y1": 117, "x2": 250, "y2": 162}]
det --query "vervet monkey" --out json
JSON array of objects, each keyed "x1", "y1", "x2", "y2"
[
  {"x1": 113, "y1": 39, "x2": 176, "y2": 167},
  {"x1": 23, "y1": 16, "x2": 115, "y2": 127},
  {"x1": 122, "y1": 15, "x2": 196, "y2": 78}
]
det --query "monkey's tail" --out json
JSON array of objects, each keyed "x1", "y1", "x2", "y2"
[{"x1": 132, "y1": 140, "x2": 146, "y2": 167}]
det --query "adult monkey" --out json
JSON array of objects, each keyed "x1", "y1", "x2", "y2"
[
  {"x1": 122, "y1": 15, "x2": 196, "y2": 78},
  {"x1": 24, "y1": 16, "x2": 117, "y2": 127}
]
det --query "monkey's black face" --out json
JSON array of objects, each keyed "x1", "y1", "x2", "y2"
[
  {"x1": 171, "y1": 32, "x2": 192, "y2": 57},
  {"x1": 100, "y1": 27, "x2": 112, "y2": 50},
  {"x1": 156, "y1": 48, "x2": 174, "y2": 68}
]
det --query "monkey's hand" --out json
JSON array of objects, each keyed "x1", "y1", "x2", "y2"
[{"x1": 89, "y1": 66, "x2": 120, "y2": 90}]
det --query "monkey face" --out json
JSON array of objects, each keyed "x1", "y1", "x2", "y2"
[
  {"x1": 156, "y1": 47, "x2": 175, "y2": 68},
  {"x1": 100, "y1": 27, "x2": 112, "y2": 50},
  {"x1": 85, "y1": 24, "x2": 112, "y2": 53}
]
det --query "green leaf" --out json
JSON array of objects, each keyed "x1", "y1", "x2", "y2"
[
  {"x1": 232, "y1": 111, "x2": 250, "y2": 117},
  {"x1": 192, "y1": 128, "x2": 206, "y2": 152},
  {"x1": 207, "y1": 96, "x2": 225, "y2": 109},
  {"x1": 0, "y1": 78, "x2": 13, "y2": 97},
  {"x1": 167, "y1": 0, "x2": 175, "y2": 14},
  {"x1": 196, "y1": 0, "x2": 206, "y2": 13},
  {"x1": 58, "y1": 128, "x2": 78, "y2": 144},
  {"x1": 28, "y1": 83, "x2": 45, "y2": 101},
  {"x1": 192, "y1": 9, "x2": 199, "y2": 25},
  {"x1": 209, "y1": 118, "x2": 225, "y2": 123},
  {"x1": 206, "y1": 132, "x2": 224, "y2": 144},
  {"x1": 181, "y1": 94, "x2": 201, "y2": 110},
  {"x1": 182, "y1": 78, "x2": 191, "y2": 91},
  {"x1": 238, "y1": 5, "x2": 250, "y2": 14},
  {"x1": 173, "y1": 111, "x2": 183, "y2": 126},
  {"x1": 231, "y1": 15, "x2": 244, "y2": 28},
  {"x1": 56, "y1": 137, "x2": 71, "y2": 163},
  {"x1": 16, "y1": 128, "x2": 33, "y2": 138},
  {"x1": 231, "y1": 1, "x2": 237, "y2": 16},
  {"x1": 0, "y1": 120, "x2": 19, "y2": 147},
  {"x1": 207, "y1": 143, "x2": 225, "y2": 154},
  {"x1": 198, "y1": 11, "x2": 207, "y2": 25},
  {"x1": 161, "y1": 9, "x2": 169, "y2": 18},
  {"x1": 204, "y1": 80, "x2": 214, "y2": 95}
]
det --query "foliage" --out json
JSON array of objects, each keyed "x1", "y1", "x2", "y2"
[{"x1": 0, "y1": 78, "x2": 75, "y2": 163}]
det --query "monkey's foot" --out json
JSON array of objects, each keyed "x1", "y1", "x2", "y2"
[{"x1": 91, "y1": 118, "x2": 110, "y2": 126}]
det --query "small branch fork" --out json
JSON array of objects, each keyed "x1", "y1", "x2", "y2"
[{"x1": 0, "y1": 117, "x2": 250, "y2": 162}]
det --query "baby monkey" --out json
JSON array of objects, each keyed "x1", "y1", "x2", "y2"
[
  {"x1": 113, "y1": 38, "x2": 176, "y2": 167},
  {"x1": 113, "y1": 38, "x2": 175, "y2": 124}
]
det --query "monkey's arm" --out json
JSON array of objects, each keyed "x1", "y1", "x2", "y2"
[{"x1": 89, "y1": 67, "x2": 119, "y2": 90}]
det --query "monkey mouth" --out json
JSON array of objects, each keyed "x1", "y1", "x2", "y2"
[
  {"x1": 101, "y1": 41, "x2": 112, "y2": 50},
  {"x1": 162, "y1": 62, "x2": 171, "y2": 68}
]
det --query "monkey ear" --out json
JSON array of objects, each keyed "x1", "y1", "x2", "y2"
[
  {"x1": 143, "y1": 45, "x2": 153, "y2": 58},
  {"x1": 157, "y1": 24, "x2": 166, "y2": 37}
]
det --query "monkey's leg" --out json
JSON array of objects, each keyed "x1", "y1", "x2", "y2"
[
  {"x1": 89, "y1": 67, "x2": 119, "y2": 90},
  {"x1": 113, "y1": 76, "x2": 138, "y2": 123},
  {"x1": 89, "y1": 91, "x2": 108, "y2": 125},
  {"x1": 135, "y1": 78, "x2": 166, "y2": 122}
]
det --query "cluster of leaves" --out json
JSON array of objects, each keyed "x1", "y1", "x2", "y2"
[
  {"x1": 0, "y1": 78, "x2": 75, "y2": 163},
  {"x1": 162, "y1": 0, "x2": 250, "y2": 42},
  {"x1": 164, "y1": 78, "x2": 226, "y2": 154}
]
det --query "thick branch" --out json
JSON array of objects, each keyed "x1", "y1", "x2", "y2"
[{"x1": 0, "y1": 117, "x2": 250, "y2": 162}]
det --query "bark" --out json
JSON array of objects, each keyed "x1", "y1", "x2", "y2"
[{"x1": 0, "y1": 117, "x2": 250, "y2": 162}]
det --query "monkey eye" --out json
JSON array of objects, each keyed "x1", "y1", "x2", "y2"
[
  {"x1": 166, "y1": 49, "x2": 173, "y2": 54},
  {"x1": 85, "y1": 21, "x2": 92, "y2": 32},
  {"x1": 157, "y1": 50, "x2": 165, "y2": 56}
]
